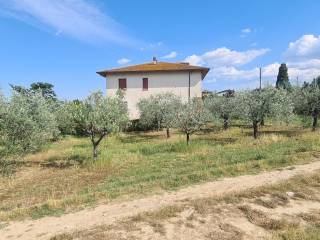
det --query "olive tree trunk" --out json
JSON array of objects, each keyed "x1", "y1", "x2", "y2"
[
  {"x1": 90, "y1": 132, "x2": 106, "y2": 160},
  {"x1": 312, "y1": 113, "x2": 318, "y2": 132},
  {"x1": 253, "y1": 121, "x2": 258, "y2": 139},
  {"x1": 223, "y1": 115, "x2": 229, "y2": 130},
  {"x1": 166, "y1": 127, "x2": 170, "y2": 138},
  {"x1": 186, "y1": 132, "x2": 190, "y2": 145}
]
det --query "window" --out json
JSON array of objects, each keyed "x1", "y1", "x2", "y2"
[
  {"x1": 118, "y1": 78, "x2": 127, "y2": 90},
  {"x1": 143, "y1": 78, "x2": 148, "y2": 91}
]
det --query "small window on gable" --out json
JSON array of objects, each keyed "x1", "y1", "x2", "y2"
[
  {"x1": 143, "y1": 78, "x2": 148, "y2": 91},
  {"x1": 119, "y1": 78, "x2": 127, "y2": 90}
]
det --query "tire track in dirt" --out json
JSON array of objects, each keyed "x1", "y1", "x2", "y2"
[{"x1": 1, "y1": 160, "x2": 320, "y2": 240}]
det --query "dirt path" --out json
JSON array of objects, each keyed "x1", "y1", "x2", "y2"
[{"x1": 2, "y1": 160, "x2": 320, "y2": 240}]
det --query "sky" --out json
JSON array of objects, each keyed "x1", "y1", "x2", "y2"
[{"x1": 1, "y1": 0, "x2": 320, "y2": 99}]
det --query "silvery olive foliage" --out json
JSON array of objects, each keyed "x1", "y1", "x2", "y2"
[
  {"x1": 138, "y1": 93, "x2": 181, "y2": 137},
  {"x1": 0, "y1": 92, "x2": 6, "y2": 155},
  {"x1": 175, "y1": 98, "x2": 208, "y2": 145},
  {"x1": 237, "y1": 87, "x2": 293, "y2": 138},
  {"x1": 71, "y1": 90, "x2": 129, "y2": 159},
  {"x1": 293, "y1": 84, "x2": 320, "y2": 131},
  {"x1": 54, "y1": 100, "x2": 80, "y2": 135},
  {"x1": 204, "y1": 91, "x2": 237, "y2": 130},
  {"x1": 0, "y1": 91, "x2": 59, "y2": 155}
]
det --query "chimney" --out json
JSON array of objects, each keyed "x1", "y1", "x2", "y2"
[{"x1": 152, "y1": 56, "x2": 157, "y2": 64}]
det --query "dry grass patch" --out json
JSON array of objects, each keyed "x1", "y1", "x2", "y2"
[
  {"x1": 239, "y1": 205, "x2": 295, "y2": 230},
  {"x1": 272, "y1": 227, "x2": 320, "y2": 240},
  {"x1": 1, "y1": 125, "x2": 320, "y2": 221},
  {"x1": 254, "y1": 193, "x2": 289, "y2": 209},
  {"x1": 299, "y1": 210, "x2": 320, "y2": 226},
  {"x1": 50, "y1": 233, "x2": 73, "y2": 240},
  {"x1": 205, "y1": 223, "x2": 244, "y2": 240}
]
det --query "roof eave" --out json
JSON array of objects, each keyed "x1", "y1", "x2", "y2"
[
  {"x1": 97, "y1": 68, "x2": 210, "y2": 78},
  {"x1": 96, "y1": 71, "x2": 107, "y2": 77},
  {"x1": 201, "y1": 68, "x2": 210, "y2": 80}
]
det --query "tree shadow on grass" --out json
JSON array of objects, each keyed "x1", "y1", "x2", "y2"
[
  {"x1": 119, "y1": 132, "x2": 165, "y2": 144},
  {"x1": 244, "y1": 129, "x2": 303, "y2": 138},
  {"x1": 40, "y1": 154, "x2": 86, "y2": 169},
  {"x1": 195, "y1": 137, "x2": 238, "y2": 146}
]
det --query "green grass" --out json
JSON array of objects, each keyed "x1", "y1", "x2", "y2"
[
  {"x1": 273, "y1": 227, "x2": 320, "y2": 240},
  {"x1": 1, "y1": 124, "x2": 320, "y2": 221}
]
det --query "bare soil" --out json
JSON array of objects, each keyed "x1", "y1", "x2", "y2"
[{"x1": 1, "y1": 160, "x2": 320, "y2": 240}]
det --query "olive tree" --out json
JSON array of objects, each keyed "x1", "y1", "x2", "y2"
[
  {"x1": 237, "y1": 87, "x2": 293, "y2": 138},
  {"x1": 138, "y1": 93, "x2": 181, "y2": 138},
  {"x1": 204, "y1": 90, "x2": 236, "y2": 130},
  {"x1": 53, "y1": 100, "x2": 80, "y2": 135},
  {"x1": 175, "y1": 98, "x2": 208, "y2": 145},
  {"x1": 0, "y1": 91, "x2": 59, "y2": 155},
  {"x1": 293, "y1": 84, "x2": 320, "y2": 131},
  {"x1": 71, "y1": 91, "x2": 129, "y2": 159},
  {"x1": 0, "y1": 92, "x2": 6, "y2": 154}
]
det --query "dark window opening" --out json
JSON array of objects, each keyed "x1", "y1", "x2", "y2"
[
  {"x1": 119, "y1": 78, "x2": 127, "y2": 90},
  {"x1": 143, "y1": 78, "x2": 148, "y2": 91}
]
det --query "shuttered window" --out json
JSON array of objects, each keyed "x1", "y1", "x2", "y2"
[
  {"x1": 143, "y1": 78, "x2": 148, "y2": 91},
  {"x1": 118, "y1": 78, "x2": 127, "y2": 90}
]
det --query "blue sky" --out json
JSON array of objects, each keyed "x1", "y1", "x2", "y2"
[{"x1": 1, "y1": 0, "x2": 320, "y2": 99}]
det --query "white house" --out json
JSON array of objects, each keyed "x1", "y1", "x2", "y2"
[{"x1": 97, "y1": 58, "x2": 210, "y2": 119}]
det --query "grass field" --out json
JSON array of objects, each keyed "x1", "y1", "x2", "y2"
[{"x1": 1, "y1": 124, "x2": 320, "y2": 221}]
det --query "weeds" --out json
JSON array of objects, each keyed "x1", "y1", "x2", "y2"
[
  {"x1": 273, "y1": 227, "x2": 320, "y2": 240},
  {"x1": 0, "y1": 158, "x2": 23, "y2": 177},
  {"x1": 239, "y1": 205, "x2": 293, "y2": 230},
  {"x1": 1, "y1": 126, "x2": 320, "y2": 221}
]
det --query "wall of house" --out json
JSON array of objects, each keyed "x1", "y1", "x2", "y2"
[{"x1": 105, "y1": 71, "x2": 203, "y2": 119}]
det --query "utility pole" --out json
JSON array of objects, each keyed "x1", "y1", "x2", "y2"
[
  {"x1": 188, "y1": 71, "x2": 191, "y2": 101},
  {"x1": 259, "y1": 67, "x2": 262, "y2": 90},
  {"x1": 259, "y1": 67, "x2": 264, "y2": 126}
]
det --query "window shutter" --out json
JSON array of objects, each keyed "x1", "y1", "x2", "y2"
[
  {"x1": 143, "y1": 78, "x2": 148, "y2": 90},
  {"x1": 119, "y1": 78, "x2": 127, "y2": 90}
]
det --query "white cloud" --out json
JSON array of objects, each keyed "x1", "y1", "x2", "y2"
[
  {"x1": 285, "y1": 34, "x2": 320, "y2": 60},
  {"x1": 282, "y1": 35, "x2": 320, "y2": 83},
  {"x1": 140, "y1": 41, "x2": 163, "y2": 51},
  {"x1": 185, "y1": 47, "x2": 269, "y2": 67},
  {"x1": 185, "y1": 47, "x2": 269, "y2": 90},
  {"x1": 204, "y1": 60, "x2": 320, "y2": 91},
  {"x1": 240, "y1": 28, "x2": 252, "y2": 38},
  {"x1": 162, "y1": 51, "x2": 177, "y2": 59},
  {"x1": 117, "y1": 58, "x2": 131, "y2": 65},
  {"x1": 184, "y1": 54, "x2": 205, "y2": 66},
  {"x1": 199, "y1": 35, "x2": 320, "y2": 91},
  {"x1": 241, "y1": 28, "x2": 251, "y2": 34},
  {"x1": 0, "y1": 0, "x2": 137, "y2": 45}
]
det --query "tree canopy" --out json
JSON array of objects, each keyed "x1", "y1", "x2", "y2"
[
  {"x1": 10, "y1": 82, "x2": 57, "y2": 101},
  {"x1": 70, "y1": 91, "x2": 129, "y2": 159},
  {"x1": 138, "y1": 93, "x2": 181, "y2": 137},
  {"x1": 237, "y1": 87, "x2": 293, "y2": 138},
  {"x1": 204, "y1": 91, "x2": 237, "y2": 130},
  {"x1": 0, "y1": 91, "x2": 58, "y2": 156},
  {"x1": 175, "y1": 98, "x2": 208, "y2": 145},
  {"x1": 276, "y1": 63, "x2": 291, "y2": 90},
  {"x1": 293, "y1": 84, "x2": 320, "y2": 131}
]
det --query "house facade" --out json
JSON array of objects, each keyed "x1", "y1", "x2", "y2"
[{"x1": 97, "y1": 58, "x2": 210, "y2": 119}]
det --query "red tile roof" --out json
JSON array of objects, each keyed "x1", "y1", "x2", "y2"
[{"x1": 97, "y1": 61, "x2": 210, "y2": 79}]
